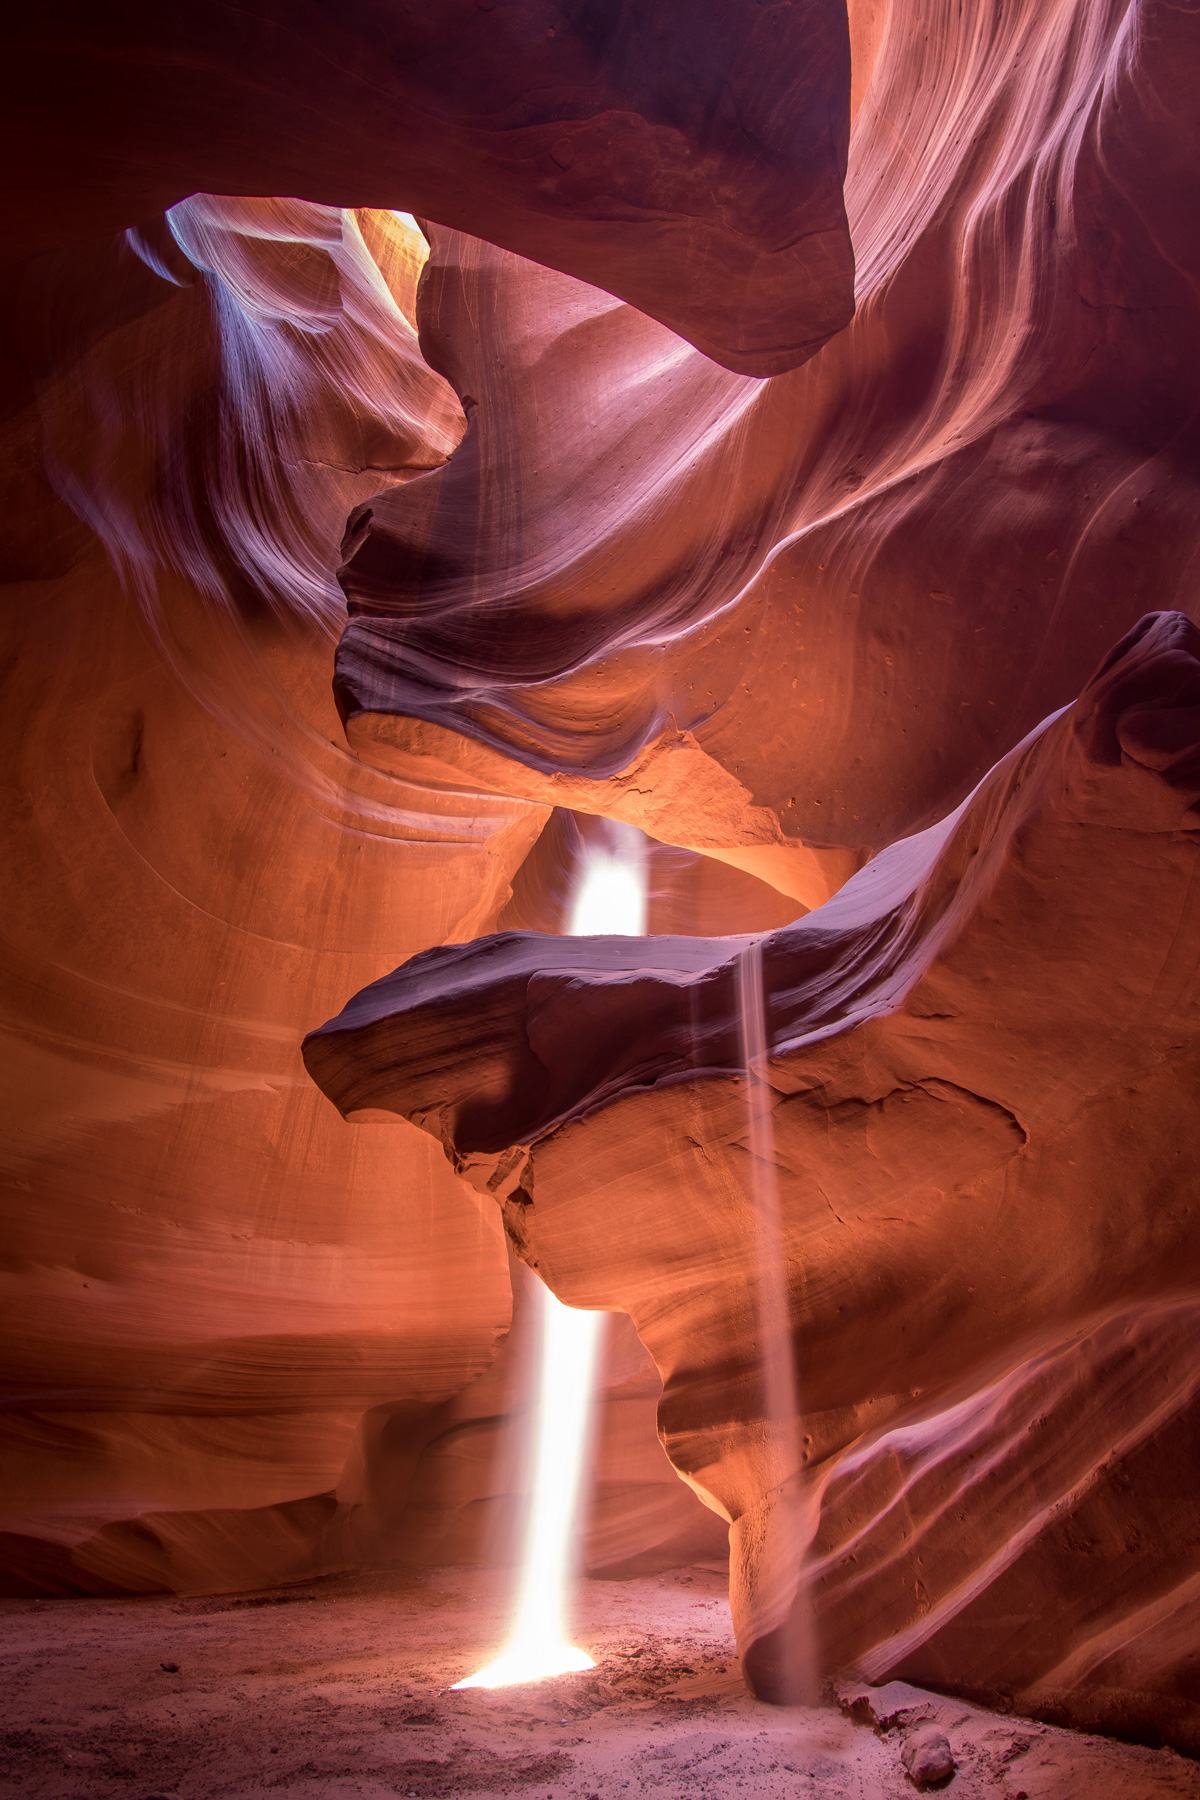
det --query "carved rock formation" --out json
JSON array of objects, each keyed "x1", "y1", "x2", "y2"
[
  {"x1": 2, "y1": 0, "x2": 854, "y2": 375},
  {"x1": 335, "y1": 0, "x2": 1200, "y2": 902},
  {"x1": 0, "y1": 203, "x2": 529, "y2": 1595},
  {"x1": 2, "y1": 0, "x2": 1199, "y2": 1767},
  {"x1": 0, "y1": 187, "x2": 758, "y2": 1586},
  {"x1": 306, "y1": 612, "x2": 1200, "y2": 1748}
]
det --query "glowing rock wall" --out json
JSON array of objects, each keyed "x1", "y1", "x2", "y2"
[
  {"x1": 307, "y1": 613, "x2": 1200, "y2": 1748},
  {"x1": 0, "y1": 206, "x2": 531, "y2": 1593},
  {"x1": 2, "y1": 0, "x2": 1199, "y2": 1756}
]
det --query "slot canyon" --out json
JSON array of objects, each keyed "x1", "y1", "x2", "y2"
[{"x1": 1, "y1": 2, "x2": 1199, "y2": 1796}]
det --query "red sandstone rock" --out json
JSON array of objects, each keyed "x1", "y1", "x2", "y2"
[
  {"x1": 0, "y1": 1, "x2": 854, "y2": 375},
  {"x1": 0, "y1": 191, "x2": 773, "y2": 1590},
  {"x1": 0, "y1": 205, "x2": 529, "y2": 1595},
  {"x1": 305, "y1": 614, "x2": 1200, "y2": 1749},
  {"x1": 335, "y1": 0, "x2": 1200, "y2": 886},
  {"x1": 1, "y1": 0, "x2": 1198, "y2": 1769}
]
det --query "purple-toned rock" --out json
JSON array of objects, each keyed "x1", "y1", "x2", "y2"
[{"x1": 901, "y1": 1728, "x2": 956, "y2": 1788}]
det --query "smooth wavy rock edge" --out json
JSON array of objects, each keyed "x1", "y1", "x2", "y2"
[{"x1": 306, "y1": 611, "x2": 1200, "y2": 1749}]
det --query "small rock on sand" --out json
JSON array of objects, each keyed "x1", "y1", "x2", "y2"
[{"x1": 902, "y1": 1727, "x2": 956, "y2": 1788}]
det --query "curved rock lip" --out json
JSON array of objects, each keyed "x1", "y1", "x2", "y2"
[
  {"x1": 304, "y1": 611, "x2": 1200, "y2": 1745},
  {"x1": 305, "y1": 611, "x2": 1200, "y2": 1165},
  {"x1": 4, "y1": 0, "x2": 855, "y2": 378}
]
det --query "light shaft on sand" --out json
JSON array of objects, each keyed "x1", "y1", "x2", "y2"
[{"x1": 453, "y1": 828, "x2": 647, "y2": 1689}]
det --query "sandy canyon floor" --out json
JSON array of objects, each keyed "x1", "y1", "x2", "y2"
[{"x1": 1, "y1": 1567, "x2": 1196, "y2": 1800}]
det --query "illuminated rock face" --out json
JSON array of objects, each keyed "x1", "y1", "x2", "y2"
[
  {"x1": 306, "y1": 613, "x2": 1200, "y2": 1747},
  {"x1": 335, "y1": 0, "x2": 1200, "y2": 892},
  {"x1": 2, "y1": 0, "x2": 1199, "y2": 1759},
  {"x1": 3, "y1": 0, "x2": 854, "y2": 376},
  {"x1": 0, "y1": 194, "x2": 740, "y2": 1591},
  {"x1": 0, "y1": 204, "x2": 535, "y2": 1594}
]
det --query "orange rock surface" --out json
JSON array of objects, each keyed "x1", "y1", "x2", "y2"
[
  {"x1": 0, "y1": 204, "x2": 525, "y2": 1594},
  {"x1": 307, "y1": 615, "x2": 1200, "y2": 1747},
  {"x1": 337, "y1": 0, "x2": 1200, "y2": 884},
  {"x1": 2, "y1": 0, "x2": 1199, "y2": 1762}
]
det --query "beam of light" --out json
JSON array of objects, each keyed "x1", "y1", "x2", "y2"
[
  {"x1": 453, "y1": 825, "x2": 647, "y2": 1690},
  {"x1": 737, "y1": 938, "x2": 817, "y2": 1705},
  {"x1": 564, "y1": 830, "x2": 648, "y2": 938}
]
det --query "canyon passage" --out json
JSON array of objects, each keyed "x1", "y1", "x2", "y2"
[{"x1": 2, "y1": 2, "x2": 1200, "y2": 1796}]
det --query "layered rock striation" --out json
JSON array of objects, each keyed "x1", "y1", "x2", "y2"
[
  {"x1": 306, "y1": 613, "x2": 1200, "y2": 1748},
  {"x1": 0, "y1": 204, "x2": 532, "y2": 1595},
  {"x1": 335, "y1": 0, "x2": 1200, "y2": 902},
  {"x1": 2, "y1": 0, "x2": 854, "y2": 375},
  {"x1": 0, "y1": 192, "x2": 750, "y2": 1586},
  {"x1": 2, "y1": 0, "x2": 1199, "y2": 1753}
]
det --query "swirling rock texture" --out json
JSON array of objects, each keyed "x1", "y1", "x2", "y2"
[
  {"x1": 0, "y1": 202, "x2": 541, "y2": 1595},
  {"x1": 3, "y1": 0, "x2": 1200, "y2": 1771},
  {"x1": 3, "y1": 0, "x2": 851, "y2": 1597},
  {"x1": 1, "y1": 0, "x2": 854, "y2": 374},
  {"x1": 308, "y1": 611, "x2": 1200, "y2": 1749},
  {"x1": 306, "y1": 3, "x2": 1200, "y2": 1742},
  {"x1": 336, "y1": 0, "x2": 1200, "y2": 900},
  {"x1": 3, "y1": 190, "x2": 756, "y2": 1594}
]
